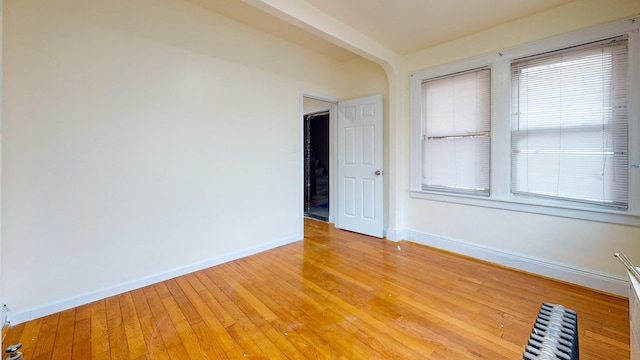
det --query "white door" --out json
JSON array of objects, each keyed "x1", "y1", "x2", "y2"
[{"x1": 337, "y1": 95, "x2": 384, "y2": 238}]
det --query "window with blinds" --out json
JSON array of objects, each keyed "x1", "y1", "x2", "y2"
[
  {"x1": 511, "y1": 36, "x2": 628, "y2": 209},
  {"x1": 422, "y1": 68, "x2": 491, "y2": 196}
]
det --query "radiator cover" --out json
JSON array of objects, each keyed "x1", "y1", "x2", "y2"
[{"x1": 522, "y1": 303, "x2": 579, "y2": 360}]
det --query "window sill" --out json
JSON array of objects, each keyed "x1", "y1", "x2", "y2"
[{"x1": 409, "y1": 189, "x2": 640, "y2": 227}]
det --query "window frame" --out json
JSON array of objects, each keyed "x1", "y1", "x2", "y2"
[
  {"x1": 421, "y1": 67, "x2": 492, "y2": 196},
  {"x1": 510, "y1": 36, "x2": 629, "y2": 210},
  {"x1": 409, "y1": 17, "x2": 640, "y2": 226}
]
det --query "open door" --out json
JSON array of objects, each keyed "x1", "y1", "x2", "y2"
[{"x1": 336, "y1": 95, "x2": 384, "y2": 238}]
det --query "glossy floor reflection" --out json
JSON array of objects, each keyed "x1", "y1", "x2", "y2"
[{"x1": 5, "y1": 219, "x2": 630, "y2": 359}]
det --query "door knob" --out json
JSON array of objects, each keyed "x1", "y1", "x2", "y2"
[{"x1": 375, "y1": 170, "x2": 383, "y2": 176}]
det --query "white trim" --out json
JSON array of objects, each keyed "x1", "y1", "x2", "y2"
[
  {"x1": 8, "y1": 227, "x2": 626, "y2": 324},
  {"x1": 409, "y1": 16, "x2": 640, "y2": 226},
  {"x1": 410, "y1": 190, "x2": 640, "y2": 227},
  {"x1": 628, "y1": 28, "x2": 640, "y2": 214},
  {"x1": 300, "y1": 90, "x2": 339, "y2": 104},
  {"x1": 385, "y1": 227, "x2": 404, "y2": 242},
  {"x1": 390, "y1": 227, "x2": 628, "y2": 296},
  {"x1": 8, "y1": 234, "x2": 302, "y2": 325},
  {"x1": 329, "y1": 102, "x2": 338, "y2": 224}
]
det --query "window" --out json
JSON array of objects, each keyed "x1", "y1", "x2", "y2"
[
  {"x1": 511, "y1": 37, "x2": 628, "y2": 209},
  {"x1": 410, "y1": 17, "x2": 640, "y2": 225},
  {"x1": 422, "y1": 68, "x2": 491, "y2": 196}
]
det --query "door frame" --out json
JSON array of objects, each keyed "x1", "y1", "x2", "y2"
[{"x1": 300, "y1": 90, "x2": 339, "y2": 232}]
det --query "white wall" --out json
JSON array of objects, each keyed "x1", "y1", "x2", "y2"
[
  {"x1": 396, "y1": 0, "x2": 640, "y2": 294},
  {"x1": 2, "y1": 0, "x2": 352, "y2": 321},
  {"x1": 0, "y1": 0, "x2": 4, "y2": 343},
  {"x1": 4, "y1": 0, "x2": 636, "y2": 324}
]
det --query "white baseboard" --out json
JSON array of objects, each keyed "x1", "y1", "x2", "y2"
[
  {"x1": 387, "y1": 227, "x2": 628, "y2": 297},
  {"x1": 9, "y1": 234, "x2": 302, "y2": 325},
  {"x1": 385, "y1": 227, "x2": 403, "y2": 241},
  {"x1": 10, "y1": 228, "x2": 627, "y2": 325}
]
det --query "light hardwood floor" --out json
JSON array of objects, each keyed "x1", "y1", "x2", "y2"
[{"x1": 5, "y1": 218, "x2": 629, "y2": 359}]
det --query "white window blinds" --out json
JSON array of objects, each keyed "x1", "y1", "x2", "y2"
[
  {"x1": 422, "y1": 68, "x2": 491, "y2": 196},
  {"x1": 511, "y1": 36, "x2": 628, "y2": 209}
]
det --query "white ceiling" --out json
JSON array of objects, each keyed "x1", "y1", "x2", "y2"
[
  {"x1": 304, "y1": 0, "x2": 578, "y2": 55},
  {"x1": 190, "y1": 0, "x2": 578, "y2": 60}
]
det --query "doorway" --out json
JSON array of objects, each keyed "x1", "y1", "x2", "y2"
[
  {"x1": 304, "y1": 110, "x2": 330, "y2": 221},
  {"x1": 301, "y1": 94, "x2": 384, "y2": 237}
]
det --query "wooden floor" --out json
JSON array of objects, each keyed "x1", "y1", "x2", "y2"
[{"x1": 6, "y1": 219, "x2": 629, "y2": 359}]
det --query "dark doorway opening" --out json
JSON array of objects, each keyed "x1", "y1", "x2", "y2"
[{"x1": 304, "y1": 111, "x2": 330, "y2": 221}]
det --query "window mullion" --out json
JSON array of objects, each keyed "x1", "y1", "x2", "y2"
[
  {"x1": 625, "y1": 30, "x2": 640, "y2": 213},
  {"x1": 490, "y1": 59, "x2": 513, "y2": 200}
]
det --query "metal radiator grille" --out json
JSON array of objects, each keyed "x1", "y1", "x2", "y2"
[{"x1": 522, "y1": 303, "x2": 579, "y2": 360}]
